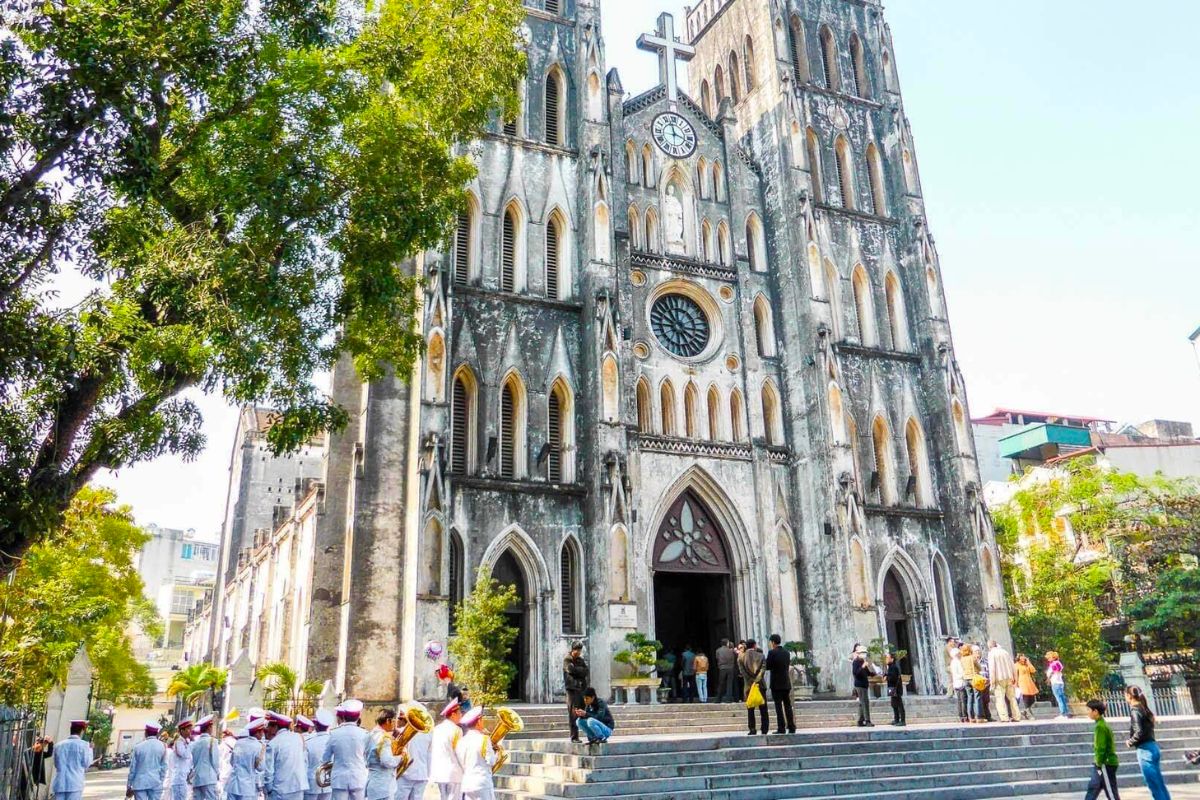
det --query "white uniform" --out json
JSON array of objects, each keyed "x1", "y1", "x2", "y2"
[
  {"x1": 428, "y1": 720, "x2": 463, "y2": 800},
  {"x1": 394, "y1": 730, "x2": 431, "y2": 800},
  {"x1": 454, "y1": 730, "x2": 495, "y2": 800},
  {"x1": 169, "y1": 737, "x2": 193, "y2": 800},
  {"x1": 50, "y1": 735, "x2": 93, "y2": 800},
  {"x1": 226, "y1": 736, "x2": 265, "y2": 800},
  {"x1": 364, "y1": 729, "x2": 402, "y2": 800},
  {"x1": 217, "y1": 736, "x2": 234, "y2": 800},
  {"x1": 265, "y1": 729, "x2": 309, "y2": 800},
  {"x1": 321, "y1": 722, "x2": 370, "y2": 800},
  {"x1": 188, "y1": 732, "x2": 221, "y2": 800},
  {"x1": 127, "y1": 737, "x2": 168, "y2": 800},
  {"x1": 303, "y1": 731, "x2": 332, "y2": 800}
]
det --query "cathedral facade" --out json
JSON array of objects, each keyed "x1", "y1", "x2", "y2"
[{"x1": 300, "y1": 0, "x2": 1010, "y2": 705}]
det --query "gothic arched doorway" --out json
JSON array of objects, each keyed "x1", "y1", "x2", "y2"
[
  {"x1": 492, "y1": 549, "x2": 528, "y2": 700},
  {"x1": 882, "y1": 567, "x2": 916, "y2": 687},
  {"x1": 652, "y1": 491, "x2": 734, "y2": 669}
]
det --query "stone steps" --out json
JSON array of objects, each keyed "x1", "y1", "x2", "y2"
[{"x1": 492, "y1": 717, "x2": 1200, "y2": 800}]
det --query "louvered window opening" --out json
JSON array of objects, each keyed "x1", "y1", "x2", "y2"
[
  {"x1": 451, "y1": 378, "x2": 469, "y2": 473},
  {"x1": 790, "y1": 22, "x2": 807, "y2": 83},
  {"x1": 821, "y1": 37, "x2": 836, "y2": 89},
  {"x1": 560, "y1": 545, "x2": 578, "y2": 634},
  {"x1": 454, "y1": 212, "x2": 470, "y2": 285},
  {"x1": 852, "y1": 55, "x2": 865, "y2": 97},
  {"x1": 503, "y1": 117, "x2": 518, "y2": 137},
  {"x1": 448, "y1": 534, "x2": 463, "y2": 632},
  {"x1": 500, "y1": 384, "x2": 516, "y2": 478},
  {"x1": 545, "y1": 74, "x2": 562, "y2": 146},
  {"x1": 545, "y1": 0, "x2": 561, "y2": 15},
  {"x1": 836, "y1": 151, "x2": 852, "y2": 209},
  {"x1": 548, "y1": 390, "x2": 563, "y2": 482},
  {"x1": 501, "y1": 211, "x2": 516, "y2": 292},
  {"x1": 546, "y1": 220, "x2": 560, "y2": 299}
]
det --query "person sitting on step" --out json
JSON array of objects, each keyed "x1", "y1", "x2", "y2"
[{"x1": 573, "y1": 688, "x2": 614, "y2": 745}]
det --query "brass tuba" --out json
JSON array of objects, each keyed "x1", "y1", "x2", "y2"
[
  {"x1": 394, "y1": 704, "x2": 434, "y2": 777},
  {"x1": 489, "y1": 707, "x2": 524, "y2": 775},
  {"x1": 315, "y1": 761, "x2": 333, "y2": 789}
]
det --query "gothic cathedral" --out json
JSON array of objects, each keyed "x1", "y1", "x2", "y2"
[{"x1": 307, "y1": 0, "x2": 1010, "y2": 704}]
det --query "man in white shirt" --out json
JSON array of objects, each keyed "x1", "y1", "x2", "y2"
[
  {"x1": 303, "y1": 711, "x2": 334, "y2": 800},
  {"x1": 265, "y1": 712, "x2": 309, "y2": 800},
  {"x1": 127, "y1": 723, "x2": 168, "y2": 800},
  {"x1": 429, "y1": 698, "x2": 464, "y2": 800},
  {"x1": 168, "y1": 719, "x2": 194, "y2": 800},
  {"x1": 453, "y1": 707, "x2": 495, "y2": 800},
  {"x1": 394, "y1": 703, "x2": 431, "y2": 800},
  {"x1": 189, "y1": 715, "x2": 222, "y2": 800},
  {"x1": 322, "y1": 699, "x2": 370, "y2": 800},
  {"x1": 987, "y1": 640, "x2": 1019, "y2": 723},
  {"x1": 226, "y1": 721, "x2": 267, "y2": 800},
  {"x1": 365, "y1": 708, "x2": 402, "y2": 800},
  {"x1": 51, "y1": 720, "x2": 93, "y2": 800}
]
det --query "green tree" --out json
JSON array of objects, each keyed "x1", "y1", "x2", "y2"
[
  {"x1": 257, "y1": 661, "x2": 323, "y2": 717},
  {"x1": 166, "y1": 662, "x2": 228, "y2": 715},
  {"x1": 0, "y1": 0, "x2": 526, "y2": 571},
  {"x1": 0, "y1": 486, "x2": 159, "y2": 706},
  {"x1": 447, "y1": 571, "x2": 520, "y2": 708}
]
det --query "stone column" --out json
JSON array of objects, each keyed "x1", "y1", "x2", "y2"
[
  {"x1": 224, "y1": 651, "x2": 259, "y2": 719},
  {"x1": 1119, "y1": 651, "x2": 1156, "y2": 714}
]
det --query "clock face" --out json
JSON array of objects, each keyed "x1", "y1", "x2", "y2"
[{"x1": 652, "y1": 112, "x2": 698, "y2": 159}]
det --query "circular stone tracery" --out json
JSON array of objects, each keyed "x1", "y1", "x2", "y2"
[{"x1": 650, "y1": 294, "x2": 711, "y2": 358}]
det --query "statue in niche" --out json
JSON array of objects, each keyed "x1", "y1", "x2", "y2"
[{"x1": 663, "y1": 184, "x2": 687, "y2": 255}]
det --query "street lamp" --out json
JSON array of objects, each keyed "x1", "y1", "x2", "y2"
[{"x1": 1190, "y1": 326, "x2": 1200, "y2": 375}]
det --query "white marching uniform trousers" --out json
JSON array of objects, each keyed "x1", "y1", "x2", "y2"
[
  {"x1": 462, "y1": 791, "x2": 494, "y2": 800},
  {"x1": 394, "y1": 780, "x2": 427, "y2": 800},
  {"x1": 190, "y1": 787, "x2": 218, "y2": 800},
  {"x1": 53, "y1": 794, "x2": 82, "y2": 800},
  {"x1": 131, "y1": 792, "x2": 162, "y2": 800},
  {"x1": 332, "y1": 790, "x2": 366, "y2": 800},
  {"x1": 170, "y1": 787, "x2": 188, "y2": 800},
  {"x1": 437, "y1": 783, "x2": 461, "y2": 800}
]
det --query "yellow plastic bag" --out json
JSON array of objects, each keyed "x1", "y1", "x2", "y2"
[{"x1": 746, "y1": 682, "x2": 765, "y2": 709}]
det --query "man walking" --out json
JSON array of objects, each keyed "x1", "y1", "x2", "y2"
[
  {"x1": 128, "y1": 723, "x2": 168, "y2": 800},
  {"x1": 265, "y1": 712, "x2": 308, "y2": 800},
  {"x1": 715, "y1": 640, "x2": 736, "y2": 703},
  {"x1": 323, "y1": 700, "x2": 371, "y2": 800},
  {"x1": 679, "y1": 644, "x2": 696, "y2": 703},
  {"x1": 394, "y1": 703, "x2": 431, "y2": 800},
  {"x1": 738, "y1": 638, "x2": 769, "y2": 736},
  {"x1": 365, "y1": 709, "x2": 402, "y2": 800},
  {"x1": 563, "y1": 642, "x2": 589, "y2": 743},
  {"x1": 303, "y1": 711, "x2": 334, "y2": 800},
  {"x1": 429, "y1": 698, "x2": 464, "y2": 800},
  {"x1": 169, "y1": 719, "x2": 193, "y2": 800},
  {"x1": 852, "y1": 646, "x2": 874, "y2": 727},
  {"x1": 765, "y1": 635, "x2": 796, "y2": 734},
  {"x1": 189, "y1": 715, "x2": 221, "y2": 800},
  {"x1": 51, "y1": 720, "x2": 92, "y2": 800},
  {"x1": 987, "y1": 640, "x2": 1018, "y2": 722}
]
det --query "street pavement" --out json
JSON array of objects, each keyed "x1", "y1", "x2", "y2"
[
  {"x1": 80, "y1": 767, "x2": 126, "y2": 799},
  {"x1": 1044, "y1": 787, "x2": 1200, "y2": 800}
]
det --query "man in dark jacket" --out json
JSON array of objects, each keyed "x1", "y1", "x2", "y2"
[
  {"x1": 563, "y1": 641, "x2": 589, "y2": 742},
  {"x1": 852, "y1": 646, "x2": 874, "y2": 727},
  {"x1": 715, "y1": 640, "x2": 736, "y2": 703},
  {"x1": 573, "y1": 688, "x2": 615, "y2": 744},
  {"x1": 765, "y1": 634, "x2": 796, "y2": 734},
  {"x1": 738, "y1": 639, "x2": 769, "y2": 735},
  {"x1": 885, "y1": 652, "x2": 906, "y2": 726}
]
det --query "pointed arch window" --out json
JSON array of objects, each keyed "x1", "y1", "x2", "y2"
[
  {"x1": 951, "y1": 398, "x2": 969, "y2": 453},
  {"x1": 700, "y1": 80, "x2": 712, "y2": 116},
  {"x1": 449, "y1": 529, "x2": 464, "y2": 632},
  {"x1": 717, "y1": 222, "x2": 731, "y2": 266},
  {"x1": 746, "y1": 213, "x2": 766, "y2": 272},
  {"x1": 684, "y1": 382, "x2": 700, "y2": 438},
  {"x1": 660, "y1": 380, "x2": 677, "y2": 437},
  {"x1": 828, "y1": 381, "x2": 847, "y2": 445},
  {"x1": 819, "y1": 26, "x2": 839, "y2": 91},
  {"x1": 852, "y1": 265, "x2": 876, "y2": 346},
  {"x1": 932, "y1": 552, "x2": 954, "y2": 635},
  {"x1": 645, "y1": 208, "x2": 659, "y2": 253},
  {"x1": 426, "y1": 332, "x2": 446, "y2": 403},
  {"x1": 454, "y1": 197, "x2": 478, "y2": 286},
  {"x1": 701, "y1": 220, "x2": 713, "y2": 262},
  {"x1": 548, "y1": 378, "x2": 575, "y2": 483},
  {"x1": 905, "y1": 417, "x2": 933, "y2": 506},
  {"x1": 697, "y1": 157, "x2": 708, "y2": 199},
  {"x1": 594, "y1": 199, "x2": 611, "y2": 263},
  {"x1": 714, "y1": 64, "x2": 726, "y2": 102},
  {"x1": 712, "y1": 162, "x2": 725, "y2": 201},
  {"x1": 499, "y1": 373, "x2": 527, "y2": 479},
  {"x1": 707, "y1": 385, "x2": 722, "y2": 440},
  {"x1": 789, "y1": 16, "x2": 810, "y2": 84},
  {"x1": 866, "y1": 143, "x2": 886, "y2": 216},
  {"x1": 761, "y1": 381, "x2": 783, "y2": 445},
  {"x1": 805, "y1": 129, "x2": 823, "y2": 203},
  {"x1": 636, "y1": 377, "x2": 653, "y2": 433},
  {"x1": 884, "y1": 272, "x2": 909, "y2": 350},
  {"x1": 728, "y1": 51, "x2": 741, "y2": 102},
  {"x1": 544, "y1": 69, "x2": 564, "y2": 147},
  {"x1": 642, "y1": 145, "x2": 655, "y2": 188},
  {"x1": 628, "y1": 205, "x2": 642, "y2": 250},
  {"x1": 730, "y1": 389, "x2": 746, "y2": 442},
  {"x1": 601, "y1": 354, "x2": 619, "y2": 422},
  {"x1": 450, "y1": 368, "x2": 477, "y2": 474},
  {"x1": 872, "y1": 415, "x2": 897, "y2": 505},
  {"x1": 834, "y1": 136, "x2": 855, "y2": 210},
  {"x1": 849, "y1": 538, "x2": 870, "y2": 607},
  {"x1": 808, "y1": 243, "x2": 825, "y2": 298},
  {"x1": 824, "y1": 258, "x2": 842, "y2": 339},
  {"x1": 753, "y1": 295, "x2": 776, "y2": 357},
  {"x1": 849, "y1": 33, "x2": 868, "y2": 98},
  {"x1": 546, "y1": 211, "x2": 564, "y2": 300},
  {"x1": 560, "y1": 538, "x2": 581, "y2": 635},
  {"x1": 500, "y1": 204, "x2": 520, "y2": 293},
  {"x1": 586, "y1": 71, "x2": 603, "y2": 122},
  {"x1": 625, "y1": 140, "x2": 638, "y2": 184},
  {"x1": 743, "y1": 36, "x2": 757, "y2": 91}
]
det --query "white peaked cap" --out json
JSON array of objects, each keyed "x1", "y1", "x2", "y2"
[
  {"x1": 314, "y1": 709, "x2": 335, "y2": 729},
  {"x1": 459, "y1": 707, "x2": 484, "y2": 727}
]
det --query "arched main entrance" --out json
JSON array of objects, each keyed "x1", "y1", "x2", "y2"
[
  {"x1": 492, "y1": 549, "x2": 528, "y2": 700},
  {"x1": 652, "y1": 491, "x2": 734, "y2": 663},
  {"x1": 882, "y1": 568, "x2": 916, "y2": 683}
]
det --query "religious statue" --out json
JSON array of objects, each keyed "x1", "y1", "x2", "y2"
[{"x1": 663, "y1": 184, "x2": 686, "y2": 255}]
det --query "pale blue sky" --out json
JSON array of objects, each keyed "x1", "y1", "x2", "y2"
[{"x1": 97, "y1": 0, "x2": 1200, "y2": 532}]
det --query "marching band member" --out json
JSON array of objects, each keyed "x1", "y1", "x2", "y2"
[
  {"x1": 322, "y1": 700, "x2": 370, "y2": 800},
  {"x1": 394, "y1": 704, "x2": 431, "y2": 800},
  {"x1": 429, "y1": 698, "x2": 464, "y2": 800},
  {"x1": 217, "y1": 724, "x2": 237, "y2": 800},
  {"x1": 127, "y1": 723, "x2": 168, "y2": 800},
  {"x1": 365, "y1": 709, "x2": 402, "y2": 800},
  {"x1": 188, "y1": 715, "x2": 221, "y2": 800},
  {"x1": 454, "y1": 708, "x2": 496, "y2": 800},
  {"x1": 303, "y1": 711, "x2": 334, "y2": 800},
  {"x1": 226, "y1": 722, "x2": 266, "y2": 800},
  {"x1": 51, "y1": 720, "x2": 92, "y2": 800},
  {"x1": 264, "y1": 711, "x2": 308, "y2": 800},
  {"x1": 168, "y1": 719, "x2": 194, "y2": 800}
]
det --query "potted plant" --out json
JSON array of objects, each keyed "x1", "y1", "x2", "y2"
[
  {"x1": 654, "y1": 658, "x2": 673, "y2": 703},
  {"x1": 866, "y1": 638, "x2": 890, "y2": 697},
  {"x1": 784, "y1": 641, "x2": 815, "y2": 701},
  {"x1": 611, "y1": 632, "x2": 663, "y2": 704}
]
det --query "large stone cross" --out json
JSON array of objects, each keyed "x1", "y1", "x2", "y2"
[{"x1": 637, "y1": 12, "x2": 695, "y2": 105}]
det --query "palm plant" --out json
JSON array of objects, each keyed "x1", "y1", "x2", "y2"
[
  {"x1": 256, "y1": 662, "x2": 323, "y2": 717},
  {"x1": 166, "y1": 663, "x2": 228, "y2": 714}
]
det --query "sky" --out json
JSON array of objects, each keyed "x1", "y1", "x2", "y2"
[{"x1": 94, "y1": 0, "x2": 1200, "y2": 533}]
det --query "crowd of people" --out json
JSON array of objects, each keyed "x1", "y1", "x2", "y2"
[{"x1": 939, "y1": 638, "x2": 1066, "y2": 724}]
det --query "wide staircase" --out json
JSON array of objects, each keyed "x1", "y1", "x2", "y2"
[{"x1": 494, "y1": 703, "x2": 1200, "y2": 800}]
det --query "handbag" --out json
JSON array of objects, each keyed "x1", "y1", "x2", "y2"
[{"x1": 971, "y1": 675, "x2": 987, "y2": 692}]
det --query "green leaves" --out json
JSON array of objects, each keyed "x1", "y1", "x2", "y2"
[
  {"x1": 0, "y1": 0, "x2": 525, "y2": 566},
  {"x1": 257, "y1": 660, "x2": 323, "y2": 716},
  {"x1": 167, "y1": 662, "x2": 229, "y2": 713},
  {"x1": 447, "y1": 570, "x2": 520, "y2": 708}
]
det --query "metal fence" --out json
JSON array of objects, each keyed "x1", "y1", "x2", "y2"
[
  {"x1": 1100, "y1": 684, "x2": 1197, "y2": 717},
  {"x1": 0, "y1": 707, "x2": 43, "y2": 800}
]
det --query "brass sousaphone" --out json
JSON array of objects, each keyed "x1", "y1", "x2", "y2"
[
  {"x1": 489, "y1": 706, "x2": 524, "y2": 774},
  {"x1": 394, "y1": 703, "x2": 434, "y2": 777}
]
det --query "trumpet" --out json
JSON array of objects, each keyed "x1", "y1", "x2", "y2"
[
  {"x1": 489, "y1": 707, "x2": 524, "y2": 775},
  {"x1": 394, "y1": 704, "x2": 434, "y2": 777}
]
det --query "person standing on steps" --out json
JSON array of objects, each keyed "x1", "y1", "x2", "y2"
[
  {"x1": 563, "y1": 641, "x2": 589, "y2": 743},
  {"x1": 852, "y1": 646, "x2": 874, "y2": 727},
  {"x1": 1125, "y1": 686, "x2": 1172, "y2": 800},
  {"x1": 1085, "y1": 699, "x2": 1121, "y2": 800},
  {"x1": 1046, "y1": 651, "x2": 1071, "y2": 718},
  {"x1": 680, "y1": 644, "x2": 696, "y2": 703},
  {"x1": 988, "y1": 640, "x2": 1018, "y2": 723},
  {"x1": 715, "y1": 640, "x2": 736, "y2": 703},
  {"x1": 765, "y1": 635, "x2": 796, "y2": 734},
  {"x1": 1015, "y1": 654, "x2": 1039, "y2": 720},
  {"x1": 738, "y1": 638, "x2": 769, "y2": 735},
  {"x1": 694, "y1": 649, "x2": 710, "y2": 704},
  {"x1": 886, "y1": 653, "x2": 906, "y2": 726}
]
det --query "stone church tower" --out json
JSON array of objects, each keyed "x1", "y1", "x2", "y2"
[{"x1": 305, "y1": 0, "x2": 1010, "y2": 705}]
